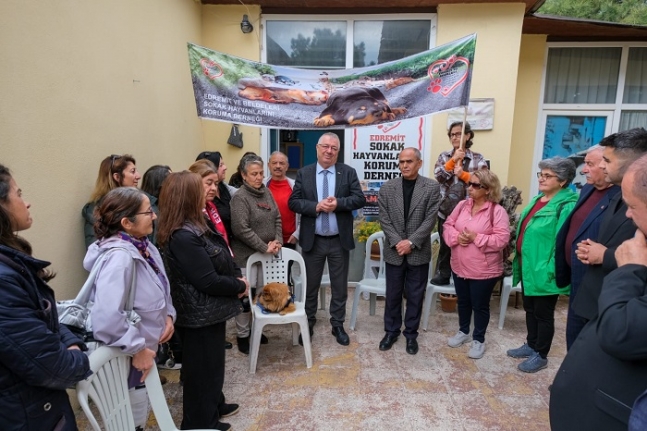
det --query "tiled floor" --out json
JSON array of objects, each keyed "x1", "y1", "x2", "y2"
[{"x1": 77, "y1": 287, "x2": 568, "y2": 431}]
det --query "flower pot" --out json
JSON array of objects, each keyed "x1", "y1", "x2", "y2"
[
  {"x1": 370, "y1": 240, "x2": 380, "y2": 260},
  {"x1": 439, "y1": 293, "x2": 457, "y2": 313}
]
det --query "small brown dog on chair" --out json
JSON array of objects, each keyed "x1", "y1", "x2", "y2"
[{"x1": 256, "y1": 282, "x2": 296, "y2": 315}]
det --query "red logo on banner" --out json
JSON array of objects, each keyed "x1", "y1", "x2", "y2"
[
  {"x1": 200, "y1": 58, "x2": 223, "y2": 80},
  {"x1": 377, "y1": 122, "x2": 402, "y2": 134},
  {"x1": 427, "y1": 55, "x2": 470, "y2": 97}
]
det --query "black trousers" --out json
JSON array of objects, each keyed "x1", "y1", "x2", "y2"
[
  {"x1": 178, "y1": 322, "x2": 227, "y2": 429},
  {"x1": 453, "y1": 274, "x2": 499, "y2": 343},
  {"x1": 302, "y1": 235, "x2": 349, "y2": 328},
  {"x1": 384, "y1": 260, "x2": 429, "y2": 340},
  {"x1": 522, "y1": 292, "x2": 559, "y2": 358},
  {"x1": 435, "y1": 217, "x2": 452, "y2": 279}
]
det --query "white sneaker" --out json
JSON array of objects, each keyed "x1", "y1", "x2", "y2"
[
  {"x1": 447, "y1": 331, "x2": 470, "y2": 348},
  {"x1": 362, "y1": 291, "x2": 370, "y2": 300},
  {"x1": 468, "y1": 340, "x2": 485, "y2": 359}
]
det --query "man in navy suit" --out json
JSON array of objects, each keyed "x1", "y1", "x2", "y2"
[
  {"x1": 555, "y1": 145, "x2": 620, "y2": 349},
  {"x1": 571, "y1": 128, "x2": 647, "y2": 326},
  {"x1": 288, "y1": 133, "x2": 365, "y2": 346}
]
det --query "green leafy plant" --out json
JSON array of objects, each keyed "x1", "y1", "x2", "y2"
[{"x1": 354, "y1": 220, "x2": 382, "y2": 243}]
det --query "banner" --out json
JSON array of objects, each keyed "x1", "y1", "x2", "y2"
[
  {"x1": 353, "y1": 117, "x2": 428, "y2": 218},
  {"x1": 188, "y1": 34, "x2": 476, "y2": 130}
]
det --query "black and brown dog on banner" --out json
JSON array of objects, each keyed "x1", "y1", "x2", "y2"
[{"x1": 313, "y1": 87, "x2": 407, "y2": 127}]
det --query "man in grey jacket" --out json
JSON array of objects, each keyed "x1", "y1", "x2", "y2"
[{"x1": 377, "y1": 147, "x2": 440, "y2": 354}]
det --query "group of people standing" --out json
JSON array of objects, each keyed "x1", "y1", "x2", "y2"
[{"x1": 2, "y1": 123, "x2": 647, "y2": 431}]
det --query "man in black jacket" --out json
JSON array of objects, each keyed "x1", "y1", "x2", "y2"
[
  {"x1": 550, "y1": 153, "x2": 647, "y2": 430},
  {"x1": 288, "y1": 133, "x2": 365, "y2": 346},
  {"x1": 571, "y1": 128, "x2": 647, "y2": 323}
]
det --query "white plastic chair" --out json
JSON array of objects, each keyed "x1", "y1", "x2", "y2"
[
  {"x1": 77, "y1": 345, "x2": 218, "y2": 431},
  {"x1": 246, "y1": 248, "x2": 312, "y2": 373},
  {"x1": 349, "y1": 231, "x2": 385, "y2": 330},
  {"x1": 422, "y1": 232, "x2": 456, "y2": 331},
  {"x1": 498, "y1": 276, "x2": 521, "y2": 329},
  {"x1": 319, "y1": 261, "x2": 330, "y2": 310}
]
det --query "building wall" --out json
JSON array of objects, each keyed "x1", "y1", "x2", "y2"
[
  {"x1": 431, "y1": 3, "x2": 526, "y2": 185},
  {"x1": 201, "y1": 5, "x2": 262, "y2": 175},
  {"x1": 509, "y1": 34, "x2": 547, "y2": 205},
  {"x1": 0, "y1": 0, "x2": 203, "y2": 298}
]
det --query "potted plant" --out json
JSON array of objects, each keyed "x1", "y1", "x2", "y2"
[
  {"x1": 439, "y1": 293, "x2": 457, "y2": 312},
  {"x1": 354, "y1": 219, "x2": 382, "y2": 257}
]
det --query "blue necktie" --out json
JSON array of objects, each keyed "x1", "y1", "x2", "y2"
[{"x1": 322, "y1": 170, "x2": 329, "y2": 234}]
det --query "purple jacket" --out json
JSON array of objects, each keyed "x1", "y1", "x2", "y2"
[
  {"x1": 84, "y1": 237, "x2": 175, "y2": 354},
  {"x1": 442, "y1": 199, "x2": 510, "y2": 280}
]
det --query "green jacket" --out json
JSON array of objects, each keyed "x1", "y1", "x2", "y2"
[{"x1": 512, "y1": 188, "x2": 578, "y2": 296}]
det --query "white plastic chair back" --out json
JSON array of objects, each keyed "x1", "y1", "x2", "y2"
[
  {"x1": 76, "y1": 346, "x2": 136, "y2": 431},
  {"x1": 498, "y1": 276, "x2": 521, "y2": 329},
  {"x1": 246, "y1": 248, "x2": 312, "y2": 373},
  {"x1": 422, "y1": 232, "x2": 456, "y2": 331},
  {"x1": 77, "y1": 346, "x2": 218, "y2": 431},
  {"x1": 349, "y1": 231, "x2": 386, "y2": 330}
]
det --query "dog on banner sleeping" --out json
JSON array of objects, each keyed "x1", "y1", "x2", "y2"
[{"x1": 256, "y1": 282, "x2": 296, "y2": 315}]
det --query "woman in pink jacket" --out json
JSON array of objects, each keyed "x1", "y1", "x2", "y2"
[{"x1": 442, "y1": 169, "x2": 510, "y2": 359}]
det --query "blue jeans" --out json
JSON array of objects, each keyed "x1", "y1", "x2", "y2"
[{"x1": 452, "y1": 274, "x2": 499, "y2": 343}]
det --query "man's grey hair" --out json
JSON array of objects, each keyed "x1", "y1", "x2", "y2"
[
  {"x1": 538, "y1": 156, "x2": 576, "y2": 186},
  {"x1": 401, "y1": 147, "x2": 422, "y2": 160}
]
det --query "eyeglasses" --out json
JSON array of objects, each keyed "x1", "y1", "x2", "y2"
[
  {"x1": 536, "y1": 172, "x2": 558, "y2": 180},
  {"x1": 135, "y1": 209, "x2": 155, "y2": 217},
  {"x1": 318, "y1": 144, "x2": 339, "y2": 152},
  {"x1": 449, "y1": 132, "x2": 464, "y2": 139},
  {"x1": 109, "y1": 154, "x2": 122, "y2": 172},
  {"x1": 467, "y1": 182, "x2": 487, "y2": 190}
]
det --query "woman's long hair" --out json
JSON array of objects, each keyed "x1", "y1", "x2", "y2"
[
  {"x1": 89, "y1": 154, "x2": 136, "y2": 203},
  {"x1": 156, "y1": 171, "x2": 207, "y2": 247},
  {"x1": 0, "y1": 164, "x2": 54, "y2": 280},
  {"x1": 141, "y1": 165, "x2": 171, "y2": 199}
]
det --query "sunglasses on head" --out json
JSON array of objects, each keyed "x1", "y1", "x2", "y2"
[
  {"x1": 468, "y1": 181, "x2": 487, "y2": 190},
  {"x1": 109, "y1": 154, "x2": 122, "y2": 172}
]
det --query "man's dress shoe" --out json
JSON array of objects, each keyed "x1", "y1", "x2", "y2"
[{"x1": 379, "y1": 334, "x2": 398, "y2": 351}]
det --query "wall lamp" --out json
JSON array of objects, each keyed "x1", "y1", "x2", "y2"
[{"x1": 241, "y1": 15, "x2": 254, "y2": 34}]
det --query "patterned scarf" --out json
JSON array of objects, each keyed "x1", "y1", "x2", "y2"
[
  {"x1": 117, "y1": 232, "x2": 166, "y2": 285},
  {"x1": 204, "y1": 201, "x2": 233, "y2": 256}
]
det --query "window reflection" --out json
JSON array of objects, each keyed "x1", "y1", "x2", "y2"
[{"x1": 353, "y1": 21, "x2": 431, "y2": 67}]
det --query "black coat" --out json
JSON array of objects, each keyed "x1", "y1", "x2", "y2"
[
  {"x1": 572, "y1": 193, "x2": 636, "y2": 320},
  {"x1": 550, "y1": 264, "x2": 647, "y2": 430},
  {"x1": 0, "y1": 246, "x2": 90, "y2": 431},
  {"x1": 164, "y1": 225, "x2": 244, "y2": 328},
  {"x1": 288, "y1": 162, "x2": 365, "y2": 252}
]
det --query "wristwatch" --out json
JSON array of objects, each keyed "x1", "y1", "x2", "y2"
[{"x1": 408, "y1": 240, "x2": 414, "y2": 248}]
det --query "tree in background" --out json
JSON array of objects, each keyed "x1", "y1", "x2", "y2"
[{"x1": 539, "y1": 0, "x2": 647, "y2": 26}]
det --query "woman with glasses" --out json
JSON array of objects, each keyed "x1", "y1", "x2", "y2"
[
  {"x1": 507, "y1": 157, "x2": 577, "y2": 373},
  {"x1": 85, "y1": 187, "x2": 175, "y2": 431},
  {"x1": 432, "y1": 122, "x2": 489, "y2": 286},
  {"x1": 196, "y1": 151, "x2": 237, "y2": 242},
  {"x1": 230, "y1": 154, "x2": 282, "y2": 354},
  {"x1": 158, "y1": 172, "x2": 247, "y2": 431},
  {"x1": 0, "y1": 164, "x2": 91, "y2": 431},
  {"x1": 82, "y1": 154, "x2": 142, "y2": 248},
  {"x1": 443, "y1": 169, "x2": 510, "y2": 359}
]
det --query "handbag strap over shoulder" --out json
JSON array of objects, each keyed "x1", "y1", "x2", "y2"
[{"x1": 75, "y1": 247, "x2": 137, "y2": 312}]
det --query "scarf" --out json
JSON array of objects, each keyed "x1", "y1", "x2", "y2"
[
  {"x1": 204, "y1": 201, "x2": 233, "y2": 255},
  {"x1": 117, "y1": 232, "x2": 166, "y2": 285}
]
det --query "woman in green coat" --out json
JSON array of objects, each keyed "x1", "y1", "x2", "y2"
[{"x1": 507, "y1": 156, "x2": 578, "y2": 373}]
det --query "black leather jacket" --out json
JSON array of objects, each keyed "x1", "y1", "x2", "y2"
[{"x1": 164, "y1": 224, "x2": 243, "y2": 328}]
